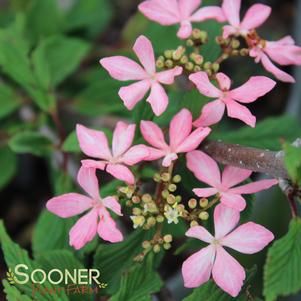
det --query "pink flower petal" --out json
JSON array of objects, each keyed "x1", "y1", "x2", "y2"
[
  {"x1": 76, "y1": 124, "x2": 111, "y2": 160},
  {"x1": 229, "y1": 179, "x2": 278, "y2": 194},
  {"x1": 81, "y1": 159, "x2": 106, "y2": 170},
  {"x1": 121, "y1": 145, "x2": 149, "y2": 165},
  {"x1": 169, "y1": 109, "x2": 192, "y2": 150},
  {"x1": 214, "y1": 204, "x2": 240, "y2": 239},
  {"x1": 112, "y1": 121, "x2": 135, "y2": 158},
  {"x1": 221, "y1": 222, "x2": 274, "y2": 254},
  {"x1": 193, "y1": 99, "x2": 225, "y2": 127},
  {"x1": 178, "y1": 0, "x2": 201, "y2": 19},
  {"x1": 177, "y1": 20, "x2": 193, "y2": 39},
  {"x1": 186, "y1": 150, "x2": 221, "y2": 187},
  {"x1": 222, "y1": 25, "x2": 237, "y2": 39},
  {"x1": 144, "y1": 147, "x2": 167, "y2": 161},
  {"x1": 119, "y1": 80, "x2": 151, "y2": 110},
  {"x1": 191, "y1": 6, "x2": 226, "y2": 22},
  {"x1": 140, "y1": 120, "x2": 168, "y2": 150},
  {"x1": 229, "y1": 76, "x2": 276, "y2": 103},
  {"x1": 182, "y1": 245, "x2": 216, "y2": 288},
  {"x1": 226, "y1": 100, "x2": 256, "y2": 127},
  {"x1": 175, "y1": 127, "x2": 211, "y2": 153},
  {"x1": 189, "y1": 71, "x2": 221, "y2": 98},
  {"x1": 220, "y1": 192, "x2": 246, "y2": 212},
  {"x1": 193, "y1": 187, "x2": 218, "y2": 198},
  {"x1": 103, "y1": 196, "x2": 122, "y2": 216},
  {"x1": 156, "y1": 66, "x2": 183, "y2": 84},
  {"x1": 212, "y1": 247, "x2": 245, "y2": 297},
  {"x1": 69, "y1": 209, "x2": 98, "y2": 250},
  {"x1": 240, "y1": 4, "x2": 271, "y2": 30},
  {"x1": 46, "y1": 193, "x2": 93, "y2": 218},
  {"x1": 146, "y1": 82, "x2": 169, "y2": 116},
  {"x1": 221, "y1": 166, "x2": 252, "y2": 189},
  {"x1": 100, "y1": 56, "x2": 147, "y2": 81},
  {"x1": 222, "y1": 0, "x2": 241, "y2": 27},
  {"x1": 186, "y1": 225, "x2": 214, "y2": 243},
  {"x1": 162, "y1": 152, "x2": 178, "y2": 167},
  {"x1": 106, "y1": 163, "x2": 135, "y2": 185},
  {"x1": 77, "y1": 166, "x2": 100, "y2": 200},
  {"x1": 98, "y1": 208, "x2": 123, "y2": 243},
  {"x1": 133, "y1": 35, "x2": 156, "y2": 75},
  {"x1": 216, "y1": 73, "x2": 231, "y2": 90}
]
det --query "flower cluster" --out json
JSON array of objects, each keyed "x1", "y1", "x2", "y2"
[{"x1": 45, "y1": 0, "x2": 301, "y2": 297}]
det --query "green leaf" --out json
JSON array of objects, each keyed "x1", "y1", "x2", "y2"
[
  {"x1": 283, "y1": 143, "x2": 301, "y2": 185},
  {"x1": 0, "y1": 83, "x2": 21, "y2": 119},
  {"x1": 32, "y1": 35, "x2": 90, "y2": 88},
  {"x1": 264, "y1": 218, "x2": 301, "y2": 301},
  {"x1": 0, "y1": 146, "x2": 17, "y2": 190},
  {"x1": 211, "y1": 116, "x2": 301, "y2": 151},
  {"x1": 62, "y1": 131, "x2": 80, "y2": 152},
  {"x1": 9, "y1": 131, "x2": 53, "y2": 156},
  {"x1": 3, "y1": 280, "x2": 33, "y2": 301},
  {"x1": 109, "y1": 255, "x2": 163, "y2": 301}
]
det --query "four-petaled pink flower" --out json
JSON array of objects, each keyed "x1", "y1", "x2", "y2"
[
  {"x1": 190, "y1": 72, "x2": 276, "y2": 128},
  {"x1": 46, "y1": 167, "x2": 123, "y2": 250},
  {"x1": 186, "y1": 150, "x2": 278, "y2": 211},
  {"x1": 182, "y1": 204, "x2": 274, "y2": 297},
  {"x1": 141, "y1": 109, "x2": 211, "y2": 167},
  {"x1": 222, "y1": 0, "x2": 271, "y2": 38},
  {"x1": 100, "y1": 35, "x2": 183, "y2": 116},
  {"x1": 139, "y1": 0, "x2": 225, "y2": 39},
  {"x1": 77, "y1": 122, "x2": 149, "y2": 185}
]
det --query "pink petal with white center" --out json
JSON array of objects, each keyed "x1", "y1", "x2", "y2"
[
  {"x1": 77, "y1": 166, "x2": 100, "y2": 200},
  {"x1": 156, "y1": 66, "x2": 183, "y2": 84},
  {"x1": 144, "y1": 147, "x2": 167, "y2": 161},
  {"x1": 81, "y1": 159, "x2": 106, "y2": 170},
  {"x1": 260, "y1": 53, "x2": 295, "y2": 83},
  {"x1": 222, "y1": 0, "x2": 241, "y2": 27},
  {"x1": 214, "y1": 204, "x2": 240, "y2": 239},
  {"x1": 226, "y1": 100, "x2": 256, "y2": 127},
  {"x1": 46, "y1": 193, "x2": 93, "y2": 218},
  {"x1": 240, "y1": 4, "x2": 271, "y2": 30},
  {"x1": 138, "y1": 0, "x2": 180, "y2": 26},
  {"x1": 178, "y1": 0, "x2": 201, "y2": 19},
  {"x1": 229, "y1": 179, "x2": 278, "y2": 194},
  {"x1": 140, "y1": 120, "x2": 168, "y2": 149},
  {"x1": 221, "y1": 166, "x2": 252, "y2": 189},
  {"x1": 119, "y1": 80, "x2": 151, "y2": 110},
  {"x1": 133, "y1": 35, "x2": 156, "y2": 75},
  {"x1": 169, "y1": 109, "x2": 192, "y2": 150},
  {"x1": 76, "y1": 124, "x2": 111, "y2": 160},
  {"x1": 112, "y1": 122, "x2": 135, "y2": 157},
  {"x1": 212, "y1": 247, "x2": 245, "y2": 297},
  {"x1": 193, "y1": 187, "x2": 218, "y2": 198},
  {"x1": 186, "y1": 150, "x2": 221, "y2": 187},
  {"x1": 216, "y1": 73, "x2": 232, "y2": 91},
  {"x1": 222, "y1": 25, "x2": 237, "y2": 39},
  {"x1": 121, "y1": 145, "x2": 149, "y2": 165},
  {"x1": 220, "y1": 192, "x2": 246, "y2": 212},
  {"x1": 103, "y1": 196, "x2": 122, "y2": 216},
  {"x1": 98, "y1": 209, "x2": 123, "y2": 243},
  {"x1": 175, "y1": 127, "x2": 211, "y2": 153},
  {"x1": 189, "y1": 72, "x2": 221, "y2": 98},
  {"x1": 191, "y1": 6, "x2": 226, "y2": 22},
  {"x1": 186, "y1": 225, "x2": 214, "y2": 243},
  {"x1": 69, "y1": 208, "x2": 98, "y2": 250},
  {"x1": 146, "y1": 82, "x2": 169, "y2": 116},
  {"x1": 106, "y1": 163, "x2": 135, "y2": 185},
  {"x1": 100, "y1": 56, "x2": 147, "y2": 81},
  {"x1": 229, "y1": 76, "x2": 276, "y2": 103},
  {"x1": 162, "y1": 152, "x2": 178, "y2": 167},
  {"x1": 221, "y1": 222, "x2": 274, "y2": 254},
  {"x1": 182, "y1": 245, "x2": 215, "y2": 288},
  {"x1": 193, "y1": 99, "x2": 226, "y2": 127},
  {"x1": 177, "y1": 21, "x2": 193, "y2": 39}
]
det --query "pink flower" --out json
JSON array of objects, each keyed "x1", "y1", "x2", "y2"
[
  {"x1": 76, "y1": 122, "x2": 149, "y2": 185},
  {"x1": 182, "y1": 204, "x2": 274, "y2": 296},
  {"x1": 140, "y1": 109, "x2": 211, "y2": 167},
  {"x1": 139, "y1": 0, "x2": 225, "y2": 39},
  {"x1": 46, "y1": 167, "x2": 123, "y2": 250},
  {"x1": 222, "y1": 0, "x2": 271, "y2": 38},
  {"x1": 190, "y1": 72, "x2": 276, "y2": 128},
  {"x1": 186, "y1": 150, "x2": 278, "y2": 211},
  {"x1": 249, "y1": 36, "x2": 301, "y2": 83},
  {"x1": 100, "y1": 35, "x2": 183, "y2": 116}
]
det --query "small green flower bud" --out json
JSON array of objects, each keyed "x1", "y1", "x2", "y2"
[
  {"x1": 156, "y1": 60, "x2": 164, "y2": 68},
  {"x1": 176, "y1": 204, "x2": 185, "y2": 213},
  {"x1": 153, "y1": 173, "x2": 161, "y2": 182},
  {"x1": 222, "y1": 53, "x2": 229, "y2": 60},
  {"x1": 232, "y1": 50, "x2": 239, "y2": 56},
  {"x1": 212, "y1": 63, "x2": 220, "y2": 73},
  {"x1": 188, "y1": 198, "x2": 197, "y2": 209},
  {"x1": 165, "y1": 59, "x2": 174, "y2": 68},
  {"x1": 231, "y1": 39, "x2": 240, "y2": 49},
  {"x1": 153, "y1": 244, "x2": 161, "y2": 253},
  {"x1": 203, "y1": 61, "x2": 212, "y2": 70},
  {"x1": 240, "y1": 48, "x2": 249, "y2": 56},
  {"x1": 167, "y1": 194, "x2": 176, "y2": 204},
  {"x1": 186, "y1": 39, "x2": 194, "y2": 47},
  {"x1": 161, "y1": 172, "x2": 171, "y2": 182},
  {"x1": 132, "y1": 207, "x2": 142, "y2": 215},
  {"x1": 194, "y1": 65, "x2": 202, "y2": 72},
  {"x1": 142, "y1": 194, "x2": 152, "y2": 203},
  {"x1": 132, "y1": 196, "x2": 140, "y2": 204},
  {"x1": 163, "y1": 234, "x2": 173, "y2": 243},
  {"x1": 164, "y1": 50, "x2": 173, "y2": 59},
  {"x1": 147, "y1": 217, "x2": 157, "y2": 227},
  {"x1": 215, "y1": 36, "x2": 224, "y2": 45},
  {"x1": 126, "y1": 200, "x2": 133, "y2": 207},
  {"x1": 192, "y1": 28, "x2": 201, "y2": 40},
  {"x1": 156, "y1": 215, "x2": 164, "y2": 223},
  {"x1": 199, "y1": 211, "x2": 209, "y2": 220},
  {"x1": 206, "y1": 69, "x2": 213, "y2": 77},
  {"x1": 199, "y1": 30, "x2": 208, "y2": 43},
  {"x1": 168, "y1": 184, "x2": 177, "y2": 192},
  {"x1": 175, "y1": 195, "x2": 182, "y2": 203},
  {"x1": 163, "y1": 243, "x2": 171, "y2": 250},
  {"x1": 194, "y1": 55, "x2": 204, "y2": 65},
  {"x1": 172, "y1": 46, "x2": 186, "y2": 61},
  {"x1": 199, "y1": 198, "x2": 209, "y2": 208},
  {"x1": 180, "y1": 55, "x2": 189, "y2": 64},
  {"x1": 185, "y1": 62, "x2": 194, "y2": 71},
  {"x1": 142, "y1": 240, "x2": 151, "y2": 249},
  {"x1": 190, "y1": 220, "x2": 199, "y2": 227},
  {"x1": 173, "y1": 175, "x2": 181, "y2": 183},
  {"x1": 161, "y1": 189, "x2": 169, "y2": 199}
]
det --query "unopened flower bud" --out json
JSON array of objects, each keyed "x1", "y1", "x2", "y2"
[
  {"x1": 203, "y1": 61, "x2": 212, "y2": 70},
  {"x1": 126, "y1": 200, "x2": 133, "y2": 207},
  {"x1": 161, "y1": 172, "x2": 171, "y2": 182},
  {"x1": 163, "y1": 243, "x2": 171, "y2": 250},
  {"x1": 232, "y1": 50, "x2": 239, "y2": 56},
  {"x1": 194, "y1": 65, "x2": 202, "y2": 72},
  {"x1": 153, "y1": 173, "x2": 161, "y2": 182},
  {"x1": 192, "y1": 28, "x2": 201, "y2": 40},
  {"x1": 199, "y1": 198, "x2": 209, "y2": 208},
  {"x1": 167, "y1": 194, "x2": 176, "y2": 204},
  {"x1": 147, "y1": 217, "x2": 157, "y2": 227},
  {"x1": 176, "y1": 204, "x2": 185, "y2": 212},
  {"x1": 185, "y1": 62, "x2": 194, "y2": 71},
  {"x1": 156, "y1": 215, "x2": 164, "y2": 223},
  {"x1": 206, "y1": 69, "x2": 213, "y2": 77},
  {"x1": 175, "y1": 195, "x2": 182, "y2": 203},
  {"x1": 132, "y1": 207, "x2": 142, "y2": 215},
  {"x1": 168, "y1": 184, "x2": 177, "y2": 192},
  {"x1": 199, "y1": 211, "x2": 209, "y2": 220},
  {"x1": 180, "y1": 55, "x2": 189, "y2": 64},
  {"x1": 165, "y1": 59, "x2": 174, "y2": 68},
  {"x1": 215, "y1": 36, "x2": 224, "y2": 45},
  {"x1": 190, "y1": 220, "x2": 199, "y2": 227},
  {"x1": 163, "y1": 234, "x2": 173, "y2": 243},
  {"x1": 186, "y1": 39, "x2": 194, "y2": 47},
  {"x1": 212, "y1": 63, "x2": 220, "y2": 73},
  {"x1": 188, "y1": 198, "x2": 197, "y2": 209},
  {"x1": 231, "y1": 39, "x2": 240, "y2": 49},
  {"x1": 240, "y1": 48, "x2": 249, "y2": 56},
  {"x1": 199, "y1": 31, "x2": 208, "y2": 43},
  {"x1": 142, "y1": 194, "x2": 152, "y2": 203},
  {"x1": 142, "y1": 240, "x2": 151, "y2": 249},
  {"x1": 164, "y1": 50, "x2": 173, "y2": 59},
  {"x1": 172, "y1": 46, "x2": 186, "y2": 61},
  {"x1": 132, "y1": 196, "x2": 140, "y2": 204},
  {"x1": 153, "y1": 244, "x2": 161, "y2": 253},
  {"x1": 162, "y1": 189, "x2": 169, "y2": 199},
  {"x1": 156, "y1": 59, "x2": 164, "y2": 68},
  {"x1": 173, "y1": 175, "x2": 181, "y2": 183}
]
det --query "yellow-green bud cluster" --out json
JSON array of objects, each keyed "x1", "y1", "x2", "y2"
[{"x1": 141, "y1": 234, "x2": 174, "y2": 255}]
